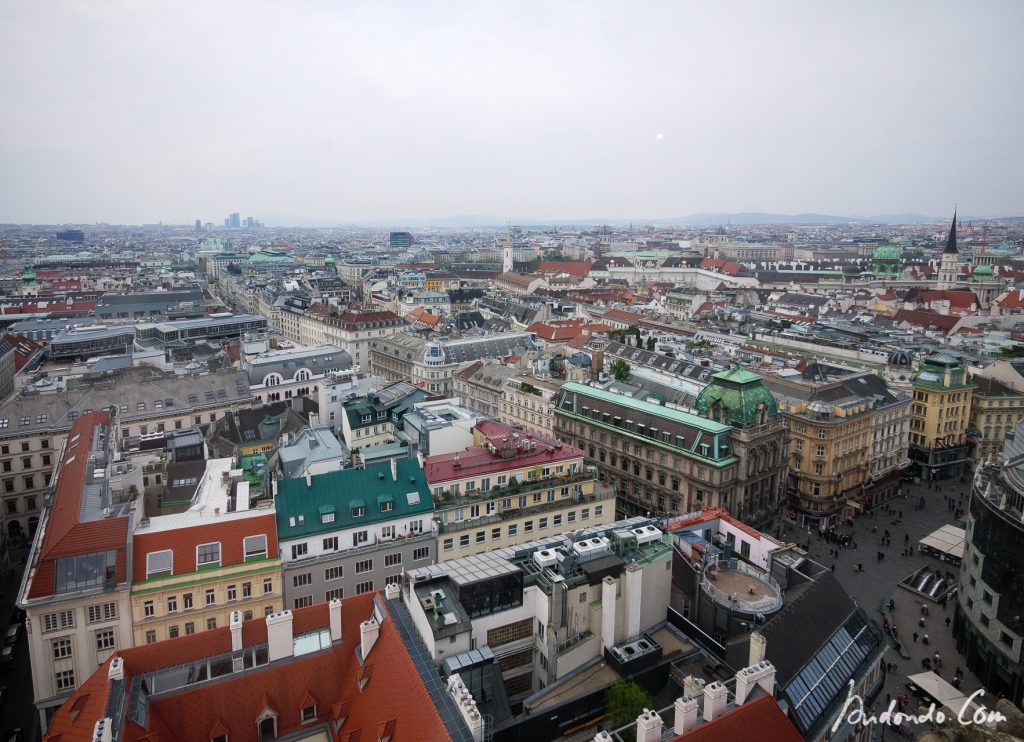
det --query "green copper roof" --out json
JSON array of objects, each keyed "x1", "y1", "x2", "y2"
[
  {"x1": 973, "y1": 264, "x2": 993, "y2": 275},
  {"x1": 695, "y1": 363, "x2": 779, "y2": 428},
  {"x1": 872, "y1": 245, "x2": 901, "y2": 261},
  {"x1": 560, "y1": 381, "x2": 731, "y2": 434},
  {"x1": 275, "y1": 459, "x2": 433, "y2": 540}
]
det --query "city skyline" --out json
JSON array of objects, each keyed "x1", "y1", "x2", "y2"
[{"x1": 1, "y1": 1, "x2": 1022, "y2": 224}]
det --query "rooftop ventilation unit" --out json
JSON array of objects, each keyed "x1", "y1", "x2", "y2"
[
  {"x1": 533, "y1": 549, "x2": 558, "y2": 568},
  {"x1": 631, "y1": 525, "x2": 662, "y2": 546},
  {"x1": 572, "y1": 536, "x2": 611, "y2": 560}
]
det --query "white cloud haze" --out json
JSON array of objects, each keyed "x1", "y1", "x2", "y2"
[{"x1": 1, "y1": 0, "x2": 1021, "y2": 224}]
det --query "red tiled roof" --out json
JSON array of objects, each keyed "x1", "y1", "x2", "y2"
[
  {"x1": 28, "y1": 411, "x2": 131, "y2": 600},
  {"x1": 45, "y1": 594, "x2": 451, "y2": 742},
  {"x1": 525, "y1": 320, "x2": 586, "y2": 342},
  {"x1": 604, "y1": 308, "x2": 645, "y2": 324},
  {"x1": 131, "y1": 513, "x2": 278, "y2": 582},
  {"x1": 425, "y1": 420, "x2": 582, "y2": 484},
  {"x1": 669, "y1": 694, "x2": 802, "y2": 742},
  {"x1": 405, "y1": 306, "x2": 441, "y2": 328},
  {"x1": 2, "y1": 332, "x2": 44, "y2": 370},
  {"x1": 699, "y1": 258, "x2": 744, "y2": 276},
  {"x1": 893, "y1": 309, "x2": 960, "y2": 334},
  {"x1": 538, "y1": 260, "x2": 592, "y2": 278},
  {"x1": 996, "y1": 289, "x2": 1024, "y2": 309},
  {"x1": 913, "y1": 290, "x2": 978, "y2": 310},
  {"x1": 666, "y1": 506, "x2": 764, "y2": 542}
]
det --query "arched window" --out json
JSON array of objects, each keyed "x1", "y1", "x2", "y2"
[
  {"x1": 264, "y1": 373, "x2": 283, "y2": 387},
  {"x1": 294, "y1": 368, "x2": 312, "y2": 382}
]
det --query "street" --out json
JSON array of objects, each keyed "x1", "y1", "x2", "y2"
[
  {"x1": 796, "y1": 479, "x2": 983, "y2": 738},
  {"x1": 1, "y1": 543, "x2": 39, "y2": 742}
]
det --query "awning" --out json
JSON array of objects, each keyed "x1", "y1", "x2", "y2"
[
  {"x1": 845, "y1": 499, "x2": 863, "y2": 510},
  {"x1": 906, "y1": 672, "x2": 994, "y2": 727},
  {"x1": 318, "y1": 504, "x2": 336, "y2": 515}
]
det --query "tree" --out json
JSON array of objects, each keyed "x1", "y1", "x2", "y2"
[
  {"x1": 646, "y1": 337, "x2": 656, "y2": 351},
  {"x1": 998, "y1": 345, "x2": 1024, "y2": 358},
  {"x1": 605, "y1": 679, "x2": 652, "y2": 737},
  {"x1": 610, "y1": 358, "x2": 631, "y2": 381}
]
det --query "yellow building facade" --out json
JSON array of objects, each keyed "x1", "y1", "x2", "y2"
[{"x1": 909, "y1": 354, "x2": 975, "y2": 481}]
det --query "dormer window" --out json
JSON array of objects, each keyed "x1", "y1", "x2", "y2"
[{"x1": 301, "y1": 705, "x2": 316, "y2": 723}]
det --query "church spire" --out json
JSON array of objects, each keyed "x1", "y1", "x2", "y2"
[{"x1": 943, "y1": 208, "x2": 958, "y2": 255}]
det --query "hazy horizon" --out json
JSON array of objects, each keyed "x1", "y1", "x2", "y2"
[{"x1": 2, "y1": 1, "x2": 1022, "y2": 225}]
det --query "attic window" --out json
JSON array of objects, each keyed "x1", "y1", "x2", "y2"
[
  {"x1": 212, "y1": 736, "x2": 228, "y2": 742},
  {"x1": 19, "y1": 416, "x2": 30, "y2": 425},
  {"x1": 301, "y1": 705, "x2": 317, "y2": 723},
  {"x1": 0, "y1": 419, "x2": 7, "y2": 429}
]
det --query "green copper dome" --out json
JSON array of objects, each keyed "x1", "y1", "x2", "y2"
[
  {"x1": 973, "y1": 264, "x2": 993, "y2": 276},
  {"x1": 872, "y1": 245, "x2": 901, "y2": 261},
  {"x1": 695, "y1": 363, "x2": 779, "y2": 428}
]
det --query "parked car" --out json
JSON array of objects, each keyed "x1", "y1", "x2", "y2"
[
  {"x1": 3, "y1": 626, "x2": 20, "y2": 647},
  {"x1": 7, "y1": 608, "x2": 25, "y2": 628}
]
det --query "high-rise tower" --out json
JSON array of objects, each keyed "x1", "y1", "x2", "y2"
[
  {"x1": 502, "y1": 225, "x2": 515, "y2": 273},
  {"x1": 937, "y1": 209, "x2": 959, "y2": 290}
]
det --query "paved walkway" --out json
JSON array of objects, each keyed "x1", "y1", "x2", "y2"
[{"x1": 792, "y1": 480, "x2": 982, "y2": 737}]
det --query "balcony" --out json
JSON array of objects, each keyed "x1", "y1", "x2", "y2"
[
  {"x1": 438, "y1": 481, "x2": 615, "y2": 533},
  {"x1": 700, "y1": 558, "x2": 782, "y2": 615},
  {"x1": 435, "y1": 471, "x2": 594, "y2": 506}
]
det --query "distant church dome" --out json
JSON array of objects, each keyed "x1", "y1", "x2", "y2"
[
  {"x1": 973, "y1": 264, "x2": 993, "y2": 277},
  {"x1": 887, "y1": 349, "x2": 913, "y2": 369},
  {"x1": 872, "y1": 245, "x2": 901, "y2": 262}
]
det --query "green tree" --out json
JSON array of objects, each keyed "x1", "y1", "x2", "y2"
[
  {"x1": 610, "y1": 358, "x2": 631, "y2": 381},
  {"x1": 646, "y1": 337, "x2": 656, "y2": 351},
  {"x1": 998, "y1": 345, "x2": 1024, "y2": 358},
  {"x1": 605, "y1": 679, "x2": 652, "y2": 736}
]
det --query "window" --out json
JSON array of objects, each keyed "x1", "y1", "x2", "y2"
[
  {"x1": 146, "y1": 548, "x2": 172, "y2": 577},
  {"x1": 293, "y1": 573, "x2": 312, "y2": 587},
  {"x1": 197, "y1": 542, "x2": 221, "y2": 567},
  {"x1": 351, "y1": 505, "x2": 365, "y2": 518},
  {"x1": 227, "y1": 585, "x2": 237, "y2": 601},
  {"x1": 326, "y1": 588, "x2": 344, "y2": 601},
  {"x1": 581, "y1": 508, "x2": 590, "y2": 520},
  {"x1": 508, "y1": 524, "x2": 518, "y2": 537},
  {"x1": 491, "y1": 527, "x2": 501, "y2": 540},
  {"x1": 55, "y1": 670, "x2": 75, "y2": 690},
  {"x1": 145, "y1": 630, "x2": 157, "y2": 644},
  {"x1": 264, "y1": 578, "x2": 273, "y2": 594},
  {"x1": 385, "y1": 574, "x2": 402, "y2": 587},
  {"x1": 325, "y1": 566, "x2": 343, "y2": 581},
  {"x1": 353, "y1": 530, "x2": 368, "y2": 545},
  {"x1": 476, "y1": 530, "x2": 486, "y2": 544},
  {"x1": 595, "y1": 505, "x2": 604, "y2": 517},
  {"x1": 291, "y1": 543, "x2": 308, "y2": 559},
  {"x1": 384, "y1": 553, "x2": 402, "y2": 567},
  {"x1": 185, "y1": 622, "x2": 195, "y2": 635},
  {"x1": 23, "y1": 475, "x2": 33, "y2": 489},
  {"x1": 524, "y1": 521, "x2": 534, "y2": 533},
  {"x1": 355, "y1": 581, "x2": 373, "y2": 595},
  {"x1": 144, "y1": 601, "x2": 155, "y2": 618},
  {"x1": 294, "y1": 596, "x2": 313, "y2": 609},
  {"x1": 243, "y1": 534, "x2": 267, "y2": 560},
  {"x1": 167, "y1": 596, "x2": 177, "y2": 613},
  {"x1": 87, "y1": 602, "x2": 117, "y2": 623},
  {"x1": 413, "y1": 547, "x2": 430, "y2": 561},
  {"x1": 52, "y1": 638, "x2": 73, "y2": 659},
  {"x1": 168, "y1": 625, "x2": 179, "y2": 639},
  {"x1": 568, "y1": 511, "x2": 577, "y2": 523},
  {"x1": 243, "y1": 582, "x2": 252, "y2": 598},
  {"x1": 323, "y1": 536, "x2": 339, "y2": 551},
  {"x1": 205, "y1": 588, "x2": 216, "y2": 606},
  {"x1": 355, "y1": 559, "x2": 372, "y2": 574},
  {"x1": 207, "y1": 617, "x2": 217, "y2": 630},
  {"x1": 96, "y1": 630, "x2": 115, "y2": 651},
  {"x1": 553, "y1": 514, "x2": 563, "y2": 527},
  {"x1": 460, "y1": 535, "x2": 469, "y2": 548},
  {"x1": 302, "y1": 705, "x2": 317, "y2": 723},
  {"x1": 443, "y1": 538, "x2": 453, "y2": 551}
]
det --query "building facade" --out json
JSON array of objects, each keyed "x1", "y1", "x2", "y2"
[
  {"x1": 500, "y1": 376, "x2": 560, "y2": 439},
  {"x1": 130, "y1": 458, "x2": 282, "y2": 646},
  {"x1": 969, "y1": 365, "x2": 1024, "y2": 473},
  {"x1": 954, "y1": 426, "x2": 1024, "y2": 708},
  {"x1": 553, "y1": 381, "x2": 739, "y2": 519},
  {"x1": 909, "y1": 354, "x2": 975, "y2": 481},
  {"x1": 275, "y1": 459, "x2": 435, "y2": 606},
  {"x1": 424, "y1": 420, "x2": 615, "y2": 561}
]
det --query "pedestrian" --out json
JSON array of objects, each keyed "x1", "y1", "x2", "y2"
[
  {"x1": 919, "y1": 616, "x2": 926, "y2": 627},
  {"x1": 831, "y1": 563, "x2": 835, "y2": 573},
  {"x1": 946, "y1": 616, "x2": 951, "y2": 628},
  {"x1": 913, "y1": 632, "x2": 919, "y2": 643},
  {"x1": 934, "y1": 651, "x2": 941, "y2": 668}
]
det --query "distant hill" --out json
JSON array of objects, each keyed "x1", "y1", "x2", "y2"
[{"x1": 656, "y1": 212, "x2": 944, "y2": 226}]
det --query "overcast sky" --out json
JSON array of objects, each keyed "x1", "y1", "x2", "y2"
[{"x1": 1, "y1": 1, "x2": 1022, "y2": 225}]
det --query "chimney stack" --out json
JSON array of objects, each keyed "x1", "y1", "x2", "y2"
[
  {"x1": 591, "y1": 349, "x2": 604, "y2": 381},
  {"x1": 329, "y1": 598, "x2": 342, "y2": 642},
  {"x1": 748, "y1": 631, "x2": 767, "y2": 666},
  {"x1": 674, "y1": 696, "x2": 700, "y2": 735},
  {"x1": 683, "y1": 675, "x2": 706, "y2": 698},
  {"x1": 266, "y1": 610, "x2": 294, "y2": 662},
  {"x1": 107, "y1": 657, "x2": 124, "y2": 681},
  {"x1": 390, "y1": 457, "x2": 398, "y2": 481},
  {"x1": 592, "y1": 733, "x2": 613, "y2": 742},
  {"x1": 92, "y1": 718, "x2": 114, "y2": 742},
  {"x1": 635, "y1": 709, "x2": 663, "y2": 742},
  {"x1": 360, "y1": 618, "x2": 380, "y2": 659},
  {"x1": 385, "y1": 581, "x2": 401, "y2": 600},
  {"x1": 703, "y1": 681, "x2": 728, "y2": 723},
  {"x1": 734, "y1": 661, "x2": 776, "y2": 705},
  {"x1": 305, "y1": 471, "x2": 312, "y2": 488},
  {"x1": 230, "y1": 610, "x2": 243, "y2": 652}
]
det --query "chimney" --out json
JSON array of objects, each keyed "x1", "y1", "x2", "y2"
[
  {"x1": 230, "y1": 609, "x2": 243, "y2": 652},
  {"x1": 734, "y1": 661, "x2": 776, "y2": 705},
  {"x1": 107, "y1": 656, "x2": 124, "y2": 681},
  {"x1": 385, "y1": 581, "x2": 401, "y2": 600},
  {"x1": 266, "y1": 610, "x2": 294, "y2": 662},
  {"x1": 592, "y1": 733, "x2": 613, "y2": 742},
  {"x1": 748, "y1": 631, "x2": 767, "y2": 665},
  {"x1": 305, "y1": 471, "x2": 312, "y2": 488},
  {"x1": 360, "y1": 618, "x2": 380, "y2": 659},
  {"x1": 390, "y1": 457, "x2": 398, "y2": 481},
  {"x1": 92, "y1": 718, "x2": 114, "y2": 742},
  {"x1": 635, "y1": 708, "x2": 663, "y2": 742},
  {"x1": 591, "y1": 349, "x2": 604, "y2": 382},
  {"x1": 683, "y1": 675, "x2": 706, "y2": 698},
  {"x1": 674, "y1": 696, "x2": 700, "y2": 735},
  {"x1": 703, "y1": 681, "x2": 728, "y2": 723},
  {"x1": 329, "y1": 598, "x2": 342, "y2": 642}
]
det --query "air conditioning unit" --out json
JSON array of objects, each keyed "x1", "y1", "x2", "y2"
[
  {"x1": 533, "y1": 549, "x2": 558, "y2": 568},
  {"x1": 631, "y1": 525, "x2": 662, "y2": 546}
]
